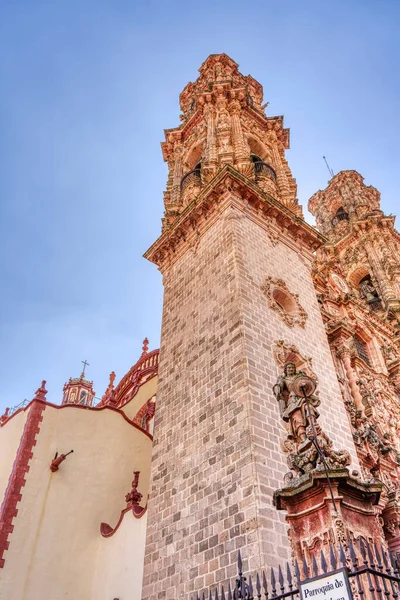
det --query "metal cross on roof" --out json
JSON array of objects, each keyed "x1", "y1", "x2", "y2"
[{"x1": 81, "y1": 360, "x2": 89, "y2": 376}]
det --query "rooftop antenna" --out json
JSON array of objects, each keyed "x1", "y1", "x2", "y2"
[{"x1": 322, "y1": 156, "x2": 334, "y2": 179}]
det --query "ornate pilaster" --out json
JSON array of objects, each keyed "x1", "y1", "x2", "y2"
[
  {"x1": 270, "y1": 133, "x2": 289, "y2": 196},
  {"x1": 229, "y1": 96, "x2": 250, "y2": 174},
  {"x1": 202, "y1": 102, "x2": 217, "y2": 182},
  {"x1": 268, "y1": 134, "x2": 300, "y2": 214},
  {"x1": 170, "y1": 144, "x2": 184, "y2": 206},
  {"x1": 388, "y1": 358, "x2": 400, "y2": 391},
  {"x1": 364, "y1": 242, "x2": 396, "y2": 305},
  {"x1": 382, "y1": 489, "x2": 400, "y2": 551},
  {"x1": 215, "y1": 89, "x2": 233, "y2": 164},
  {"x1": 329, "y1": 327, "x2": 364, "y2": 414}
]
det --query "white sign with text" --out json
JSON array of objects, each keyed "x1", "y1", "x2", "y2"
[{"x1": 300, "y1": 569, "x2": 352, "y2": 600}]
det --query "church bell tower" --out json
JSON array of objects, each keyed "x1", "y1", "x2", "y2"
[
  {"x1": 309, "y1": 171, "x2": 400, "y2": 548},
  {"x1": 142, "y1": 55, "x2": 359, "y2": 598},
  {"x1": 61, "y1": 360, "x2": 95, "y2": 406}
]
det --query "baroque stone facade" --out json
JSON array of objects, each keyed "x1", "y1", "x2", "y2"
[{"x1": 309, "y1": 170, "x2": 400, "y2": 549}]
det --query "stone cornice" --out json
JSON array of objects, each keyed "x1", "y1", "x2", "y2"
[
  {"x1": 274, "y1": 468, "x2": 382, "y2": 511},
  {"x1": 161, "y1": 106, "x2": 288, "y2": 162},
  {"x1": 144, "y1": 165, "x2": 325, "y2": 271},
  {"x1": 317, "y1": 287, "x2": 398, "y2": 339},
  {"x1": 324, "y1": 213, "x2": 398, "y2": 253}
]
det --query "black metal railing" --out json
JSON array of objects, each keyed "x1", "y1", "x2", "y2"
[
  {"x1": 190, "y1": 540, "x2": 400, "y2": 600},
  {"x1": 253, "y1": 161, "x2": 277, "y2": 182},
  {"x1": 331, "y1": 211, "x2": 349, "y2": 227},
  {"x1": 181, "y1": 168, "x2": 201, "y2": 191},
  {"x1": 9, "y1": 399, "x2": 29, "y2": 416}
]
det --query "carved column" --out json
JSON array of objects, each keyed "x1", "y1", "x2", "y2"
[
  {"x1": 383, "y1": 233, "x2": 400, "y2": 282},
  {"x1": 388, "y1": 359, "x2": 400, "y2": 390},
  {"x1": 365, "y1": 240, "x2": 400, "y2": 323},
  {"x1": 201, "y1": 102, "x2": 218, "y2": 184},
  {"x1": 170, "y1": 145, "x2": 184, "y2": 205},
  {"x1": 337, "y1": 346, "x2": 364, "y2": 413},
  {"x1": 382, "y1": 490, "x2": 400, "y2": 551},
  {"x1": 365, "y1": 241, "x2": 396, "y2": 303},
  {"x1": 269, "y1": 133, "x2": 291, "y2": 203},
  {"x1": 216, "y1": 110, "x2": 233, "y2": 165},
  {"x1": 229, "y1": 99, "x2": 247, "y2": 160},
  {"x1": 203, "y1": 102, "x2": 217, "y2": 164}
]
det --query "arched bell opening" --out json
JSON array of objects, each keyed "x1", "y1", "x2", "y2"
[
  {"x1": 331, "y1": 206, "x2": 349, "y2": 227},
  {"x1": 180, "y1": 161, "x2": 202, "y2": 192}
]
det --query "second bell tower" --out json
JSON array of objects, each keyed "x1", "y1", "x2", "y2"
[{"x1": 142, "y1": 54, "x2": 359, "y2": 598}]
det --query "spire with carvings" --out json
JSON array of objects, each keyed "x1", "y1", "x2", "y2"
[{"x1": 159, "y1": 53, "x2": 300, "y2": 234}]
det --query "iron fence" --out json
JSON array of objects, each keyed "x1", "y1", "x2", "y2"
[{"x1": 190, "y1": 540, "x2": 400, "y2": 600}]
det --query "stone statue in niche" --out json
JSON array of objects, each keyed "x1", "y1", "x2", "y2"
[
  {"x1": 217, "y1": 108, "x2": 231, "y2": 133},
  {"x1": 381, "y1": 344, "x2": 397, "y2": 364},
  {"x1": 273, "y1": 362, "x2": 320, "y2": 447},
  {"x1": 273, "y1": 362, "x2": 351, "y2": 484},
  {"x1": 353, "y1": 414, "x2": 392, "y2": 456}
]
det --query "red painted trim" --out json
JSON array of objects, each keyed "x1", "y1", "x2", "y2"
[
  {"x1": 100, "y1": 504, "x2": 148, "y2": 538},
  {"x1": 0, "y1": 404, "x2": 29, "y2": 426},
  {"x1": 113, "y1": 350, "x2": 159, "y2": 407},
  {"x1": 1, "y1": 399, "x2": 153, "y2": 441},
  {"x1": 0, "y1": 400, "x2": 46, "y2": 568},
  {"x1": 116, "y1": 370, "x2": 157, "y2": 410}
]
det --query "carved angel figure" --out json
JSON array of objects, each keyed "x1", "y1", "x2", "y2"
[
  {"x1": 273, "y1": 362, "x2": 320, "y2": 444},
  {"x1": 275, "y1": 363, "x2": 351, "y2": 483}
]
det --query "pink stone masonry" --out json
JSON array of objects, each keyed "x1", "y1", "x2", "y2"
[{"x1": 142, "y1": 196, "x2": 359, "y2": 599}]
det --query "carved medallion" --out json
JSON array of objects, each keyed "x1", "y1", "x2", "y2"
[
  {"x1": 330, "y1": 273, "x2": 349, "y2": 294},
  {"x1": 261, "y1": 277, "x2": 307, "y2": 328}
]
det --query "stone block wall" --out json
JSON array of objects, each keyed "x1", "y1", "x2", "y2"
[{"x1": 142, "y1": 198, "x2": 359, "y2": 599}]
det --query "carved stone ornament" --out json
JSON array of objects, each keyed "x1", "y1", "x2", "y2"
[
  {"x1": 330, "y1": 273, "x2": 349, "y2": 294},
  {"x1": 261, "y1": 277, "x2": 307, "y2": 328},
  {"x1": 273, "y1": 340, "x2": 317, "y2": 382},
  {"x1": 100, "y1": 471, "x2": 146, "y2": 538},
  {"x1": 273, "y1": 363, "x2": 351, "y2": 485}
]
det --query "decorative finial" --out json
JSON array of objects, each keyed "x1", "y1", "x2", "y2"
[
  {"x1": 80, "y1": 359, "x2": 89, "y2": 378},
  {"x1": 108, "y1": 388, "x2": 118, "y2": 407},
  {"x1": 142, "y1": 338, "x2": 149, "y2": 355},
  {"x1": 0, "y1": 407, "x2": 10, "y2": 424},
  {"x1": 100, "y1": 371, "x2": 116, "y2": 405},
  {"x1": 125, "y1": 471, "x2": 143, "y2": 506},
  {"x1": 33, "y1": 380, "x2": 48, "y2": 402}
]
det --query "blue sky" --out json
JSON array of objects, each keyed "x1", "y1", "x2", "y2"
[{"x1": 0, "y1": 0, "x2": 399, "y2": 412}]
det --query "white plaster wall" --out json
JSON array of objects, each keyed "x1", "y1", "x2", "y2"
[
  {"x1": 0, "y1": 409, "x2": 27, "y2": 505},
  {"x1": 1, "y1": 404, "x2": 152, "y2": 600},
  {"x1": 91, "y1": 512, "x2": 148, "y2": 600}
]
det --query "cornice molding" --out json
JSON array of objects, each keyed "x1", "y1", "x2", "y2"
[
  {"x1": 144, "y1": 165, "x2": 325, "y2": 271},
  {"x1": 323, "y1": 214, "x2": 398, "y2": 254}
]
